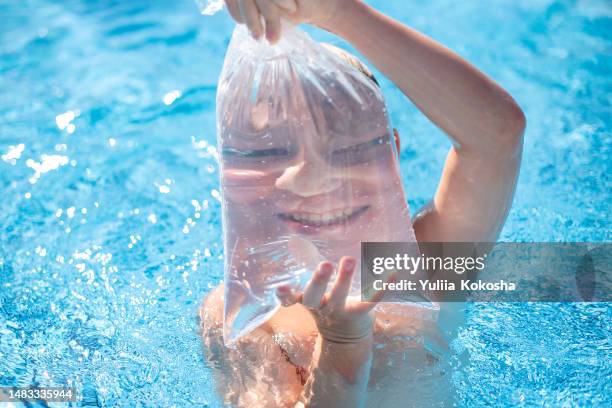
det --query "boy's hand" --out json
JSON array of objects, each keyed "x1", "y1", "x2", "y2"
[
  {"x1": 276, "y1": 257, "x2": 388, "y2": 344},
  {"x1": 224, "y1": 0, "x2": 348, "y2": 43}
]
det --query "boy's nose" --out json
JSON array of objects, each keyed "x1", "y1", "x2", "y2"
[{"x1": 275, "y1": 158, "x2": 341, "y2": 197}]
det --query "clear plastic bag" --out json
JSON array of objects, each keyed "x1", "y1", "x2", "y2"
[
  {"x1": 194, "y1": 0, "x2": 224, "y2": 15},
  {"x1": 217, "y1": 23, "x2": 423, "y2": 346}
]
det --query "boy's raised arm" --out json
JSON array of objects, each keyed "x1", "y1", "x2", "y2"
[{"x1": 321, "y1": 0, "x2": 526, "y2": 242}]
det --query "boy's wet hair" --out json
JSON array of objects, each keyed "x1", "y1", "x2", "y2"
[
  {"x1": 320, "y1": 43, "x2": 380, "y2": 88},
  {"x1": 321, "y1": 43, "x2": 399, "y2": 152},
  {"x1": 298, "y1": 43, "x2": 386, "y2": 137}
]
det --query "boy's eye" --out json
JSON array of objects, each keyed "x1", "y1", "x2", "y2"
[
  {"x1": 221, "y1": 147, "x2": 295, "y2": 167},
  {"x1": 222, "y1": 147, "x2": 291, "y2": 158},
  {"x1": 330, "y1": 134, "x2": 391, "y2": 167}
]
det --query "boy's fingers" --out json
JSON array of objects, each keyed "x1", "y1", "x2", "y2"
[
  {"x1": 276, "y1": 285, "x2": 302, "y2": 307},
  {"x1": 270, "y1": 0, "x2": 297, "y2": 13},
  {"x1": 328, "y1": 257, "x2": 356, "y2": 308},
  {"x1": 239, "y1": 0, "x2": 263, "y2": 39},
  {"x1": 302, "y1": 261, "x2": 333, "y2": 310},
  {"x1": 225, "y1": 0, "x2": 243, "y2": 23},
  {"x1": 255, "y1": 0, "x2": 281, "y2": 43}
]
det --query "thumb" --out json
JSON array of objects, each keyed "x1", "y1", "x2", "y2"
[{"x1": 275, "y1": 284, "x2": 302, "y2": 307}]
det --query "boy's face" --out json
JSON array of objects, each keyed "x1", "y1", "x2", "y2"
[{"x1": 219, "y1": 92, "x2": 411, "y2": 259}]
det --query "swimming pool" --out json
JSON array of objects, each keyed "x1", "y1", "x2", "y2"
[{"x1": 0, "y1": 0, "x2": 610, "y2": 406}]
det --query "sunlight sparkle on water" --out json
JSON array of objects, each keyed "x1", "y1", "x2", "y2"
[
  {"x1": 55, "y1": 110, "x2": 78, "y2": 133},
  {"x1": 25, "y1": 154, "x2": 69, "y2": 183},
  {"x1": 163, "y1": 90, "x2": 182, "y2": 106},
  {"x1": 1, "y1": 144, "x2": 25, "y2": 165}
]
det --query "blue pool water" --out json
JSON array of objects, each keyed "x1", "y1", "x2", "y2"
[{"x1": 1, "y1": 0, "x2": 610, "y2": 406}]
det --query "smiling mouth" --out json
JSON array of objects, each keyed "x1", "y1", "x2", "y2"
[{"x1": 277, "y1": 205, "x2": 370, "y2": 228}]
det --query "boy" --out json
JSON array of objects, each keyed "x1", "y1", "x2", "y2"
[{"x1": 201, "y1": 0, "x2": 525, "y2": 406}]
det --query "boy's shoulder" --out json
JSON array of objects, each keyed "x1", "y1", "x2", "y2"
[{"x1": 199, "y1": 284, "x2": 224, "y2": 339}]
